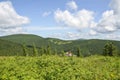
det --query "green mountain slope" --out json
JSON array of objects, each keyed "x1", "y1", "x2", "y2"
[
  {"x1": 0, "y1": 39, "x2": 24, "y2": 56},
  {"x1": 0, "y1": 34, "x2": 120, "y2": 56},
  {"x1": 67, "y1": 39, "x2": 120, "y2": 55},
  {"x1": 0, "y1": 34, "x2": 50, "y2": 47}
]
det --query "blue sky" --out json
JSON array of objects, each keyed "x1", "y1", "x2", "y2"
[{"x1": 0, "y1": 0, "x2": 120, "y2": 40}]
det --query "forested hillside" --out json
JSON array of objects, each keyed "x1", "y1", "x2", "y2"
[{"x1": 0, "y1": 34, "x2": 120, "y2": 56}]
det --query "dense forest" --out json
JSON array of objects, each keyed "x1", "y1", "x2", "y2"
[{"x1": 0, "y1": 34, "x2": 120, "y2": 56}]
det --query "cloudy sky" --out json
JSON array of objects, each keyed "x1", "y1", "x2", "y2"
[{"x1": 0, "y1": 0, "x2": 120, "y2": 40}]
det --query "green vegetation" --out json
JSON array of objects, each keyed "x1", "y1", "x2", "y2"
[
  {"x1": 103, "y1": 42, "x2": 118, "y2": 56},
  {"x1": 0, "y1": 55, "x2": 119, "y2": 80},
  {"x1": 22, "y1": 43, "x2": 28, "y2": 56},
  {"x1": 76, "y1": 47, "x2": 83, "y2": 57},
  {"x1": 0, "y1": 34, "x2": 120, "y2": 79},
  {"x1": 0, "y1": 39, "x2": 24, "y2": 56},
  {"x1": 0, "y1": 34, "x2": 120, "y2": 56},
  {"x1": 33, "y1": 43, "x2": 38, "y2": 56}
]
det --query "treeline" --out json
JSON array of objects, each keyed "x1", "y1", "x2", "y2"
[
  {"x1": 21, "y1": 42, "x2": 120, "y2": 57},
  {"x1": 22, "y1": 43, "x2": 57, "y2": 56}
]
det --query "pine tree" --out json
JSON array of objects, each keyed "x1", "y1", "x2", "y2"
[
  {"x1": 47, "y1": 45, "x2": 50, "y2": 55},
  {"x1": 47, "y1": 45, "x2": 51, "y2": 55},
  {"x1": 103, "y1": 42, "x2": 117, "y2": 56},
  {"x1": 22, "y1": 43, "x2": 28, "y2": 56},
  {"x1": 40, "y1": 47, "x2": 44, "y2": 56},
  {"x1": 76, "y1": 47, "x2": 83, "y2": 57},
  {"x1": 33, "y1": 43, "x2": 38, "y2": 56},
  {"x1": 43, "y1": 47, "x2": 47, "y2": 55},
  {"x1": 61, "y1": 50, "x2": 65, "y2": 56}
]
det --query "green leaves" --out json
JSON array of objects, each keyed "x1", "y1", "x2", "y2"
[
  {"x1": 103, "y1": 42, "x2": 118, "y2": 56},
  {"x1": 0, "y1": 56, "x2": 119, "y2": 80},
  {"x1": 33, "y1": 43, "x2": 38, "y2": 56}
]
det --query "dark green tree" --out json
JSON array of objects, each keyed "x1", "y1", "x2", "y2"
[
  {"x1": 61, "y1": 50, "x2": 65, "y2": 56},
  {"x1": 40, "y1": 47, "x2": 44, "y2": 56},
  {"x1": 76, "y1": 47, "x2": 83, "y2": 57},
  {"x1": 42, "y1": 45, "x2": 51, "y2": 55},
  {"x1": 43, "y1": 47, "x2": 47, "y2": 55},
  {"x1": 103, "y1": 42, "x2": 117, "y2": 56},
  {"x1": 47, "y1": 45, "x2": 51, "y2": 55},
  {"x1": 22, "y1": 43, "x2": 28, "y2": 56},
  {"x1": 33, "y1": 43, "x2": 38, "y2": 56}
]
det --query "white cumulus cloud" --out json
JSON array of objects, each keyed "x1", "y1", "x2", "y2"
[
  {"x1": 54, "y1": 0, "x2": 120, "y2": 40},
  {"x1": 94, "y1": 0, "x2": 120, "y2": 34},
  {"x1": 66, "y1": 1, "x2": 78, "y2": 10},
  {"x1": 0, "y1": 1, "x2": 30, "y2": 35},
  {"x1": 89, "y1": 30, "x2": 97, "y2": 36},
  {"x1": 54, "y1": 9, "x2": 94, "y2": 29},
  {"x1": 94, "y1": 10, "x2": 117, "y2": 33},
  {"x1": 110, "y1": 0, "x2": 120, "y2": 14},
  {"x1": 106, "y1": 33, "x2": 120, "y2": 40}
]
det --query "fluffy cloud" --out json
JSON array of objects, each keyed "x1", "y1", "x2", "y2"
[
  {"x1": 54, "y1": 1, "x2": 95, "y2": 31},
  {"x1": 94, "y1": 0, "x2": 120, "y2": 33},
  {"x1": 0, "y1": 1, "x2": 29, "y2": 35},
  {"x1": 89, "y1": 30, "x2": 97, "y2": 36},
  {"x1": 54, "y1": 9, "x2": 94, "y2": 29},
  {"x1": 54, "y1": 0, "x2": 120, "y2": 39},
  {"x1": 66, "y1": 1, "x2": 78, "y2": 10},
  {"x1": 110, "y1": 0, "x2": 120, "y2": 14},
  {"x1": 0, "y1": 27, "x2": 26, "y2": 35},
  {"x1": 94, "y1": 10, "x2": 117, "y2": 33},
  {"x1": 106, "y1": 34, "x2": 120, "y2": 40}
]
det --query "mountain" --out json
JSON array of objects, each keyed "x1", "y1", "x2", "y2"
[
  {"x1": 0, "y1": 39, "x2": 23, "y2": 56},
  {"x1": 0, "y1": 34, "x2": 50, "y2": 47},
  {"x1": 0, "y1": 34, "x2": 120, "y2": 56}
]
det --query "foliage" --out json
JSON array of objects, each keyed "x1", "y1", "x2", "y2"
[
  {"x1": 0, "y1": 34, "x2": 120, "y2": 56},
  {"x1": 76, "y1": 47, "x2": 83, "y2": 57},
  {"x1": 22, "y1": 43, "x2": 28, "y2": 56},
  {"x1": 61, "y1": 50, "x2": 65, "y2": 56},
  {"x1": 0, "y1": 55, "x2": 119, "y2": 80},
  {"x1": 46, "y1": 45, "x2": 51, "y2": 55},
  {"x1": 33, "y1": 43, "x2": 38, "y2": 56},
  {"x1": 0, "y1": 39, "x2": 23, "y2": 56},
  {"x1": 103, "y1": 42, "x2": 118, "y2": 56}
]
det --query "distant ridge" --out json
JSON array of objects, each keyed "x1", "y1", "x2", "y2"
[{"x1": 0, "y1": 34, "x2": 120, "y2": 56}]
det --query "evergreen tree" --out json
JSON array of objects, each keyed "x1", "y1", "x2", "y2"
[
  {"x1": 103, "y1": 42, "x2": 117, "y2": 56},
  {"x1": 22, "y1": 43, "x2": 28, "y2": 56},
  {"x1": 43, "y1": 47, "x2": 47, "y2": 55},
  {"x1": 47, "y1": 45, "x2": 51, "y2": 55},
  {"x1": 40, "y1": 47, "x2": 44, "y2": 55},
  {"x1": 76, "y1": 47, "x2": 83, "y2": 57},
  {"x1": 61, "y1": 50, "x2": 65, "y2": 56},
  {"x1": 47, "y1": 45, "x2": 50, "y2": 55},
  {"x1": 33, "y1": 43, "x2": 38, "y2": 56}
]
